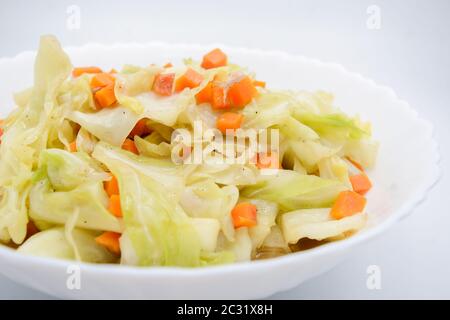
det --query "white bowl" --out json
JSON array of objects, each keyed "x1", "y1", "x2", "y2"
[{"x1": 0, "y1": 43, "x2": 440, "y2": 299}]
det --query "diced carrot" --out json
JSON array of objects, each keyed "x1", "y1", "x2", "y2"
[
  {"x1": 201, "y1": 48, "x2": 228, "y2": 69},
  {"x1": 256, "y1": 152, "x2": 281, "y2": 169},
  {"x1": 175, "y1": 68, "x2": 204, "y2": 92},
  {"x1": 69, "y1": 141, "x2": 77, "y2": 153},
  {"x1": 95, "y1": 232, "x2": 121, "y2": 255},
  {"x1": 104, "y1": 175, "x2": 119, "y2": 197},
  {"x1": 109, "y1": 68, "x2": 118, "y2": 74},
  {"x1": 72, "y1": 66, "x2": 102, "y2": 77},
  {"x1": 346, "y1": 156, "x2": 365, "y2": 172},
  {"x1": 163, "y1": 62, "x2": 173, "y2": 68},
  {"x1": 129, "y1": 119, "x2": 150, "y2": 138},
  {"x1": 350, "y1": 174, "x2": 372, "y2": 195},
  {"x1": 94, "y1": 84, "x2": 117, "y2": 108},
  {"x1": 231, "y1": 202, "x2": 257, "y2": 228},
  {"x1": 216, "y1": 112, "x2": 244, "y2": 134},
  {"x1": 195, "y1": 82, "x2": 213, "y2": 104},
  {"x1": 122, "y1": 138, "x2": 139, "y2": 155},
  {"x1": 108, "y1": 194, "x2": 122, "y2": 218},
  {"x1": 253, "y1": 80, "x2": 266, "y2": 88},
  {"x1": 90, "y1": 72, "x2": 115, "y2": 89},
  {"x1": 228, "y1": 76, "x2": 257, "y2": 108},
  {"x1": 330, "y1": 191, "x2": 367, "y2": 220},
  {"x1": 211, "y1": 85, "x2": 230, "y2": 109},
  {"x1": 153, "y1": 73, "x2": 175, "y2": 96}
]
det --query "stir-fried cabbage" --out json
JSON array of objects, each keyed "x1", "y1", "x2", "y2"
[
  {"x1": 241, "y1": 170, "x2": 348, "y2": 211},
  {"x1": 0, "y1": 35, "x2": 378, "y2": 267}
]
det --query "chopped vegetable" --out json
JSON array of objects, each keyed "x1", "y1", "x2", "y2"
[
  {"x1": 122, "y1": 138, "x2": 139, "y2": 155},
  {"x1": 195, "y1": 82, "x2": 213, "y2": 104},
  {"x1": 175, "y1": 68, "x2": 204, "y2": 92},
  {"x1": 152, "y1": 73, "x2": 175, "y2": 96},
  {"x1": 350, "y1": 173, "x2": 372, "y2": 195},
  {"x1": 216, "y1": 112, "x2": 244, "y2": 133},
  {"x1": 2, "y1": 36, "x2": 378, "y2": 267},
  {"x1": 330, "y1": 191, "x2": 367, "y2": 220},
  {"x1": 69, "y1": 141, "x2": 77, "y2": 153},
  {"x1": 211, "y1": 85, "x2": 230, "y2": 109},
  {"x1": 201, "y1": 48, "x2": 227, "y2": 69},
  {"x1": 95, "y1": 231, "x2": 121, "y2": 255},
  {"x1": 104, "y1": 175, "x2": 119, "y2": 197},
  {"x1": 228, "y1": 76, "x2": 257, "y2": 108},
  {"x1": 90, "y1": 72, "x2": 115, "y2": 89},
  {"x1": 231, "y1": 202, "x2": 257, "y2": 228},
  {"x1": 94, "y1": 84, "x2": 117, "y2": 108},
  {"x1": 72, "y1": 66, "x2": 102, "y2": 77},
  {"x1": 108, "y1": 194, "x2": 122, "y2": 217}
]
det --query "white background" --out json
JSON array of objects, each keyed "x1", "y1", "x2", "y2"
[{"x1": 0, "y1": 0, "x2": 449, "y2": 299}]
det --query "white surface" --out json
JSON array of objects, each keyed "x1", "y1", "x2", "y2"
[{"x1": 0, "y1": 0, "x2": 448, "y2": 299}]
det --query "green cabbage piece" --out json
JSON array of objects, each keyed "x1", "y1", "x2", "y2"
[
  {"x1": 38, "y1": 149, "x2": 109, "y2": 191},
  {"x1": 29, "y1": 149, "x2": 121, "y2": 232},
  {"x1": 134, "y1": 134, "x2": 171, "y2": 158},
  {"x1": 241, "y1": 170, "x2": 348, "y2": 212},
  {"x1": 18, "y1": 228, "x2": 117, "y2": 263},
  {"x1": 294, "y1": 112, "x2": 370, "y2": 141},
  {"x1": 180, "y1": 180, "x2": 238, "y2": 241},
  {"x1": 92, "y1": 142, "x2": 233, "y2": 267},
  {"x1": 0, "y1": 35, "x2": 72, "y2": 244}
]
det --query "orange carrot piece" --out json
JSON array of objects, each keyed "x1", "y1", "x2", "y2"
[
  {"x1": 330, "y1": 191, "x2": 367, "y2": 220},
  {"x1": 69, "y1": 141, "x2": 77, "y2": 152},
  {"x1": 253, "y1": 80, "x2": 266, "y2": 88},
  {"x1": 228, "y1": 76, "x2": 257, "y2": 108},
  {"x1": 90, "y1": 72, "x2": 115, "y2": 89},
  {"x1": 109, "y1": 68, "x2": 118, "y2": 74},
  {"x1": 108, "y1": 194, "x2": 122, "y2": 218},
  {"x1": 95, "y1": 232, "x2": 121, "y2": 255},
  {"x1": 350, "y1": 174, "x2": 372, "y2": 195},
  {"x1": 152, "y1": 73, "x2": 175, "y2": 96},
  {"x1": 129, "y1": 119, "x2": 150, "y2": 138},
  {"x1": 216, "y1": 112, "x2": 244, "y2": 134},
  {"x1": 201, "y1": 48, "x2": 228, "y2": 69},
  {"x1": 231, "y1": 202, "x2": 257, "y2": 228},
  {"x1": 122, "y1": 138, "x2": 139, "y2": 155},
  {"x1": 163, "y1": 62, "x2": 173, "y2": 68},
  {"x1": 94, "y1": 84, "x2": 117, "y2": 108},
  {"x1": 195, "y1": 82, "x2": 213, "y2": 104},
  {"x1": 175, "y1": 68, "x2": 204, "y2": 92},
  {"x1": 104, "y1": 175, "x2": 119, "y2": 197},
  {"x1": 211, "y1": 85, "x2": 230, "y2": 109},
  {"x1": 72, "y1": 66, "x2": 102, "y2": 77},
  {"x1": 256, "y1": 152, "x2": 281, "y2": 169}
]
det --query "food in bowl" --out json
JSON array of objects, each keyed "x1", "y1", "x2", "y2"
[{"x1": 0, "y1": 36, "x2": 378, "y2": 267}]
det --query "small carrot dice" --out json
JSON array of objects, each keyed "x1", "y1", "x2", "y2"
[
  {"x1": 201, "y1": 48, "x2": 228, "y2": 69},
  {"x1": 231, "y1": 202, "x2": 257, "y2": 228}
]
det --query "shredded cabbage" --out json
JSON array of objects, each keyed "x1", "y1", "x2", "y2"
[{"x1": 0, "y1": 36, "x2": 378, "y2": 267}]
